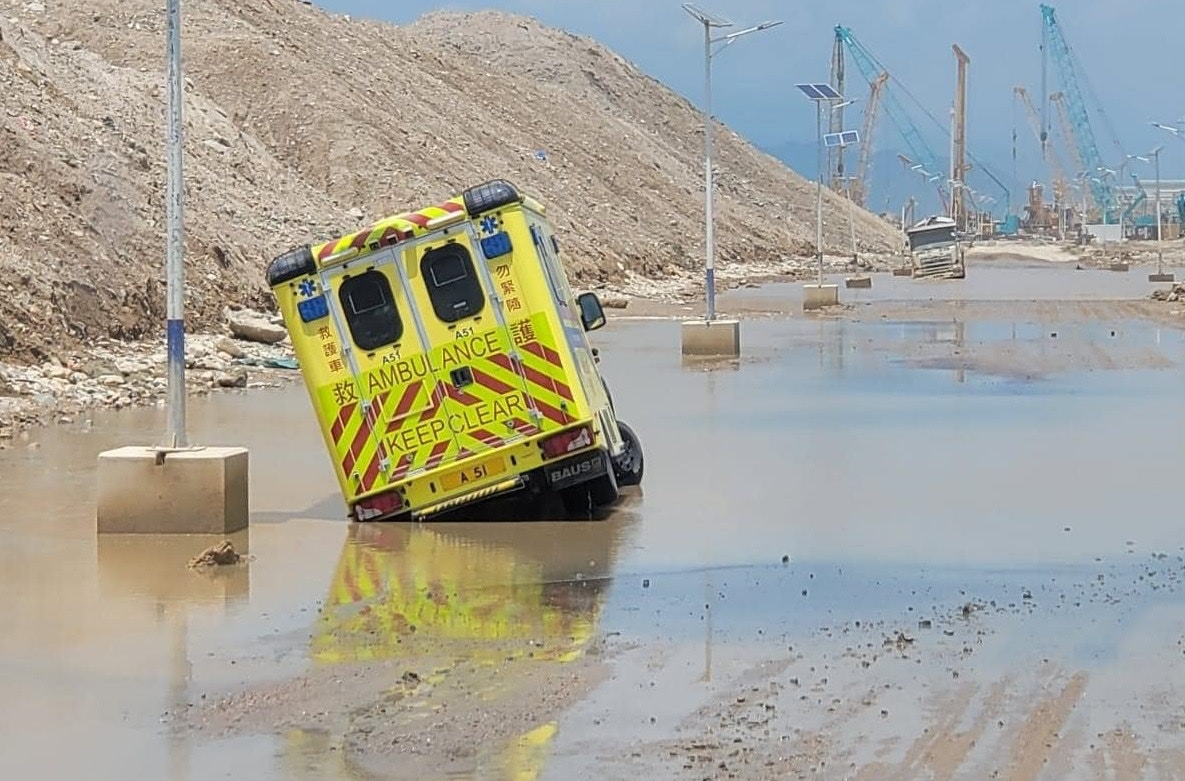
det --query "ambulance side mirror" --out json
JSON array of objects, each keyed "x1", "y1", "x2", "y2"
[{"x1": 576, "y1": 292, "x2": 607, "y2": 332}]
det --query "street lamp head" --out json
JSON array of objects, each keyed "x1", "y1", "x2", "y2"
[
  {"x1": 831, "y1": 98, "x2": 859, "y2": 111},
  {"x1": 715, "y1": 19, "x2": 782, "y2": 44}
]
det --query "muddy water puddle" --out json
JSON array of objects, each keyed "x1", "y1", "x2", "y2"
[{"x1": 2, "y1": 309, "x2": 1183, "y2": 780}]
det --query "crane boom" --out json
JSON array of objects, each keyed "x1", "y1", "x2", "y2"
[
  {"x1": 1049, "y1": 93, "x2": 1084, "y2": 175},
  {"x1": 1014, "y1": 86, "x2": 1068, "y2": 203},
  {"x1": 854, "y1": 72, "x2": 889, "y2": 208},
  {"x1": 1040, "y1": 4, "x2": 1116, "y2": 220},
  {"x1": 835, "y1": 25, "x2": 949, "y2": 211},
  {"x1": 828, "y1": 31, "x2": 846, "y2": 191}
]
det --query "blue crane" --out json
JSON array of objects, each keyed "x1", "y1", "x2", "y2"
[
  {"x1": 1040, "y1": 4, "x2": 1117, "y2": 222},
  {"x1": 834, "y1": 25, "x2": 949, "y2": 212},
  {"x1": 1121, "y1": 173, "x2": 1147, "y2": 226}
]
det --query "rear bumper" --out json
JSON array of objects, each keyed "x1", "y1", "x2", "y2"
[
  {"x1": 541, "y1": 448, "x2": 610, "y2": 491},
  {"x1": 350, "y1": 437, "x2": 609, "y2": 522}
]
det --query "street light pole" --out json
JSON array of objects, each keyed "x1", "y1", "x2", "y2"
[
  {"x1": 683, "y1": 5, "x2": 781, "y2": 323},
  {"x1": 165, "y1": 0, "x2": 187, "y2": 448},
  {"x1": 1154, "y1": 146, "x2": 1164, "y2": 275},
  {"x1": 815, "y1": 99, "x2": 824, "y2": 286},
  {"x1": 700, "y1": 19, "x2": 716, "y2": 321}
]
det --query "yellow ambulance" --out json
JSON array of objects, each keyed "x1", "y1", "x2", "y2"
[{"x1": 267, "y1": 179, "x2": 643, "y2": 521}]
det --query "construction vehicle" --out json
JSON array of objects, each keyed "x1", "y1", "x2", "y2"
[
  {"x1": 267, "y1": 179, "x2": 644, "y2": 522},
  {"x1": 905, "y1": 214, "x2": 966, "y2": 279}
]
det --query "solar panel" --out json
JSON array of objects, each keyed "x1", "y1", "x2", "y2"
[
  {"x1": 823, "y1": 132, "x2": 843, "y2": 148},
  {"x1": 840, "y1": 130, "x2": 861, "y2": 144},
  {"x1": 795, "y1": 83, "x2": 842, "y2": 101}
]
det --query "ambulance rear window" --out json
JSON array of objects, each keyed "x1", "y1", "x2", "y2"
[
  {"x1": 421, "y1": 243, "x2": 485, "y2": 323},
  {"x1": 338, "y1": 270, "x2": 403, "y2": 351}
]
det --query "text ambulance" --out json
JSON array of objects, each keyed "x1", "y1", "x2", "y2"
[{"x1": 267, "y1": 180, "x2": 643, "y2": 521}]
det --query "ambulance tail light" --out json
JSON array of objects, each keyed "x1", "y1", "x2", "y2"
[
  {"x1": 540, "y1": 425, "x2": 593, "y2": 459},
  {"x1": 354, "y1": 489, "x2": 404, "y2": 521}
]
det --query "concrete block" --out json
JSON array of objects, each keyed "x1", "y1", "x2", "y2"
[
  {"x1": 97, "y1": 446, "x2": 249, "y2": 534},
  {"x1": 681, "y1": 319, "x2": 740, "y2": 357},
  {"x1": 845, "y1": 275, "x2": 872, "y2": 289},
  {"x1": 1149, "y1": 272, "x2": 1175, "y2": 282},
  {"x1": 1109, "y1": 262, "x2": 1129, "y2": 272},
  {"x1": 803, "y1": 284, "x2": 839, "y2": 311},
  {"x1": 892, "y1": 267, "x2": 913, "y2": 276}
]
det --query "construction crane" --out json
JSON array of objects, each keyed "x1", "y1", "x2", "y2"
[
  {"x1": 1014, "y1": 86, "x2": 1068, "y2": 205},
  {"x1": 1040, "y1": 4, "x2": 1117, "y2": 221},
  {"x1": 1121, "y1": 173, "x2": 1148, "y2": 225},
  {"x1": 835, "y1": 25, "x2": 949, "y2": 212},
  {"x1": 1049, "y1": 92, "x2": 1085, "y2": 184},
  {"x1": 828, "y1": 31, "x2": 847, "y2": 192},
  {"x1": 951, "y1": 44, "x2": 970, "y2": 231},
  {"x1": 852, "y1": 71, "x2": 889, "y2": 208}
]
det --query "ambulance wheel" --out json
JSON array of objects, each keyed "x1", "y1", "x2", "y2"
[
  {"x1": 560, "y1": 473, "x2": 619, "y2": 516},
  {"x1": 613, "y1": 421, "x2": 644, "y2": 487}
]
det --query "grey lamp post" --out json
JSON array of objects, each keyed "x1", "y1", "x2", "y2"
[
  {"x1": 796, "y1": 84, "x2": 849, "y2": 286},
  {"x1": 683, "y1": 4, "x2": 782, "y2": 322},
  {"x1": 1135, "y1": 144, "x2": 1171, "y2": 281}
]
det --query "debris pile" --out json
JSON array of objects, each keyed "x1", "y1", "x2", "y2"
[
  {"x1": 188, "y1": 540, "x2": 243, "y2": 568},
  {"x1": 1150, "y1": 283, "x2": 1184, "y2": 303}
]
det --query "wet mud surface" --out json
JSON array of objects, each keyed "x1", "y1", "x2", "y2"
[{"x1": 2, "y1": 259, "x2": 1184, "y2": 779}]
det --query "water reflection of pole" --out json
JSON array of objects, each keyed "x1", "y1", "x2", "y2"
[
  {"x1": 166, "y1": 605, "x2": 191, "y2": 781},
  {"x1": 702, "y1": 569, "x2": 714, "y2": 683},
  {"x1": 955, "y1": 319, "x2": 966, "y2": 384}
]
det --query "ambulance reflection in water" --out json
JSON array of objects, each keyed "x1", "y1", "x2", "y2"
[{"x1": 296, "y1": 517, "x2": 628, "y2": 778}]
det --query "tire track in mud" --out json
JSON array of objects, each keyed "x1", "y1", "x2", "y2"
[
  {"x1": 853, "y1": 679, "x2": 1009, "y2": 781},
  {"x1": 1002, "y1": 670, "x2": 1088, "y2": 781}
]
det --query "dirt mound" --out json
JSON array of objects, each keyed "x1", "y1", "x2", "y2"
[{"x1": 0, "y1": 0, "x2": 901, "y2": 364}]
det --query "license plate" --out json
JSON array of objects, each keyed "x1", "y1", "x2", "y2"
[{"x1": 441, "y1": 456, "x2": 506, "y2": 492}]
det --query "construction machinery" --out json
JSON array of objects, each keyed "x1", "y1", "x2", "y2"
[
  {"x1": 1121, "y1": 173, "x2": 1149, "y2": 227},
  {"x1": 835, "y1": 25, "x2": 950, "y2": 213},
  {"x1": 1013, "y1": 86, "x2": 1070, "y2": 233},
  {"x1": 1040, "y1": 3, "x2": 1119, "y2": 222},
  {"x1": 951, "y1": 45, "x2": 970, "y2": 232},
  {"x1": 1049, "y1": 92, "x2": 1085, "y2": 180},
  {"x1": 849, "y1": 72, "x2": 888, "y2": 208},
  {"x1": 828, "y1": 31, "x2": 848, "y2": 193}
]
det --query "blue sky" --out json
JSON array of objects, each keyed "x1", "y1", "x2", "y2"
[{"x1": 316, "y1": 0, "x2": 1185, "y2": 199}]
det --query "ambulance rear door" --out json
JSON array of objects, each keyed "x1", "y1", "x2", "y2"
[
  {"x1": 405, "y1": 225, "x2": 542, "y2": 479},
  {"x1": 320, "y1": 245, "x2": 461, "y2": 494}
]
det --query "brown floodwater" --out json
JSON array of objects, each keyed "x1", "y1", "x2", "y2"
[{"x1": 2, "y1": 274, "x2": 1184, "y2": 779}]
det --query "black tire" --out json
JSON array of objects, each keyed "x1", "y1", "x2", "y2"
[
  {"x1": 613, "y1": 421, "x2": 644, "y2": 487},
  {"x1": 560, "y1": 471, "x2": 619, "y2": 517}
]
